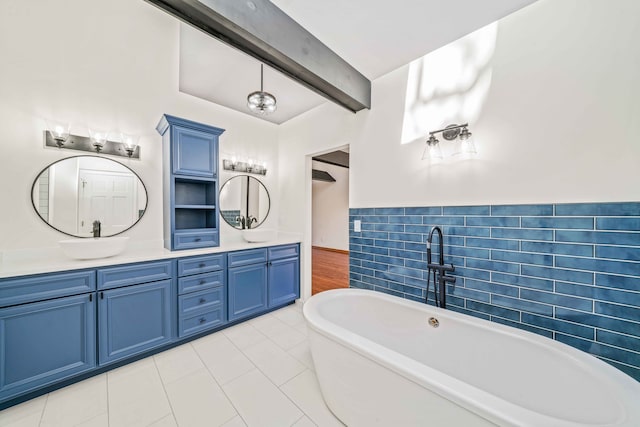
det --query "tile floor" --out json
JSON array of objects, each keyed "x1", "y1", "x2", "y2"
[{"x1": 0, "y1": 302, "x2": 344, "y2": 427}]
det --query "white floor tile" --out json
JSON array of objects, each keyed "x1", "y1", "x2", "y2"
[
  {"x1": 287, "y1": 341, "x2": 315, "y2": 372},
  {"x1": 164, "y1": 368, "x2": 237, "y2": 427},
  {"x1": 249, "y1": 314, "x2": 291, "y2": 337},
  {"x1": 192, "y1": 335, "x2": 255, "y2": 385},
  {"x1": 222, "y1": 370, "x2": 302, "y2": 427},
  {"x1": 148, "y1": 414, "x2": 178, "y2": 427},
  {"x1": 281, "y1": 370, "x2": 344, "y2": 427},
  {"x1": 268, "y1": 324, "x2": 307, "y2": 351},
  {"x1": 154, "y1": 343, "x2": 205, "y2": 385},
  {"x1": 291, "y1": 415, "x2": 317, "y2": 427},
  {"x1": 242, "y1": 339, "x2": 306, "y2": 386},
  {"x1": 223, "y1": 322, "x2": 267, "y2": 350},
  {"x1": 273, "y1": 307, "x2": 306, "y2": 327},
  {"x1": 108, "y1": 357, "x2": 172, "y2": 426},
  {"x1": 293, "y1": 322, "x2": 309, "y2": 337},
  {"x1": 220, "y1": 415, "x2": 247, "y2": 427},
  {"x1": 40, "y1": 374, "x2": 107, "y2": 427},
  {"x1": 75, "y1": 412, "x2": 108, "y2": 427},
  {"x1": 0, "y1": 395, "x2": 46, "y2": 426}
]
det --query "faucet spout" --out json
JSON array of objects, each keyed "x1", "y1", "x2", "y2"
[
  {"x1": 426, "y1": 226, "x2": 455, "y2": 309},
  {"x1": 92, "y1": 220, "x2": 101, "y2": 238}
]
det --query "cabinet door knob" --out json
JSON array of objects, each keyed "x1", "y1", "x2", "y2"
[
  {"x1": 199, "y1": 298, "x2": 206, "y2": 304},
  {"x1": 195, "y1": 238, "x2": 202, "y2": 242},
  {"x1": 199, "y1": 263, "x2": 206, "y2": 268},
  {"x1": 199, "y1": 317, "x2": 206, "y2": 324},
  {"x1": 199, "y1": 279, "x2": 206, "y2": 285}
]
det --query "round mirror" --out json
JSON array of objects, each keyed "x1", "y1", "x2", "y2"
[
  {"x1": 219, "y1": 175, "x2": 270, "y2": 229},
  {"x1": 31, "y1": 156, "x2": 148, "y2": 238}
]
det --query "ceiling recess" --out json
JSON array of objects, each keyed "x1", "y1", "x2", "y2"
[
  {"x1": 312, "y1": 150, "x2": 349, "y2": 169},
  {"x1": 312, "y1": 169, "x2": 336, "y2": 182},
  {"x1": 144, "y1": 0, "x2": 371, "y2": 112}
]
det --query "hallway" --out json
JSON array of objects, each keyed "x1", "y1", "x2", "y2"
[{"x1": 311, "y1": 247, "x2": 349, "y2": 295}]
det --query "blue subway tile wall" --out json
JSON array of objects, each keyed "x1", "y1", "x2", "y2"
[{"x1": 349, "y1": 202, "x2": 640, "y2": 380}]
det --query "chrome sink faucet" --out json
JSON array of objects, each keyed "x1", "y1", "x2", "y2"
[{"x1": 92, "y1": 220, "x2": 101, "y2": 238}]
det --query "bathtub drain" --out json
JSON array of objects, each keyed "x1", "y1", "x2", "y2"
[{"x1": 428, "y1": 317, "x2": 439, "y2": 328}]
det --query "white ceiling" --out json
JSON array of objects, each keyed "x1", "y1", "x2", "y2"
[{"x1": 179, "y1": 0, "x2": 537, "y2": 124}]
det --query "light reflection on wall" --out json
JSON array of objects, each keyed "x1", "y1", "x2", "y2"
[{"x1": 401, "y1": 23, "x2": 498, "y2": 147}]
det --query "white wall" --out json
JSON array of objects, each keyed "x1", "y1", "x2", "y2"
[
  {"x1": 278, "y1": 0, "x2": 640, "y2": 299},
  {"x1": 0, "y1": 0, "x2": 279, "y2": 251},
  {"x1": 312, "y1": 160, "x2": 349, "y2": 251}
]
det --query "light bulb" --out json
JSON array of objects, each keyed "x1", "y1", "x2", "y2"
[
  {"x1": 47, "y1": 121, "x2": 70, "y2": 147},
  {"x1": 120, "y1": 133, "x2": 139, "y2": 157},
  {"x1": 89, "y1": 128, "x2": 108, "y2": 152}
]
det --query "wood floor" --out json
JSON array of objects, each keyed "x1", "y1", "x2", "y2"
[{"x1": 312, "y1": 247, "x2": 349, "y2": 295}]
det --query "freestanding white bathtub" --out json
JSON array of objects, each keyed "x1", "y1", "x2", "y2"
[{"x1": 303, "y1": 289, "x2": 640, "y2": 427}]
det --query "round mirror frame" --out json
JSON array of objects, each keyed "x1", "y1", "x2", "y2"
[
  {"x1": 219, "y1": 175, "x2": 271, "y2": 230},
  {"x1": 30, "y1": 155, "x2": 149, "y2": 238}
]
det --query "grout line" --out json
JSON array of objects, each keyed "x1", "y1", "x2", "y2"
[
  {"x1": 105, "y1": 374, "x2": 110, "y2": 427},
  {"x1": 37, "y1": 393, "x2": 49, "y2": 427},
  {"x1": 151, "y1": 355, "x2": 178, "y2": 426},
  {"x1": 191, "y1": 338, "x2": 250, "y2": 427}
]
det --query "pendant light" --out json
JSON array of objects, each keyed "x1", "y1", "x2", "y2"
[{"x1": 247, "y1": 64, "x2": 277, "y2": 115}]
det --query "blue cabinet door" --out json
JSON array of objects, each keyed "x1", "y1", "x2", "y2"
[
  {"x1": 228, "y1": 264, "x2": 267, "y2": 322},
  {"x1": 268, "y1": 257, "x2": 300, "y2": 307},
  {"x1": 98, "y1": 280, "x2": 173, "y2": 365},
  {"x1": 172, "y1": 126, "x2": 217, "y2": 177},
  {"x1": 0, "y1": 294, "x2": 95, "y2": 402}
]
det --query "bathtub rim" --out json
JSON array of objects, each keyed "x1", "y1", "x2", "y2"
[{"x1": 304, "y1": 288, "x2": 640, "y2": 427}]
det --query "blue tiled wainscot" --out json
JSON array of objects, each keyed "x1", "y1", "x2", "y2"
[{"x1": 349, "y1": 202, "x2": 640, "y2": 381}]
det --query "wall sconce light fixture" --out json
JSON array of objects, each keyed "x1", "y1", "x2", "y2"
[
  {"x1": 44, "y1": 125, "x2": 141, "y2": 159},
  {"x1": 223, "y1": 157, "x2": 267, "y2": 175},
  {"x1": 120, "y1": 133, "x2": 139, "y2": 158},
  {"x1": 46, "y1": 121, "x2": 70, "y2": 147},
  {"x1": 89, "y1": 128, "x2": 108, "y2": 152},
  {"x1": 422, "y1": 123, "x2": 477, "y2": 162}
]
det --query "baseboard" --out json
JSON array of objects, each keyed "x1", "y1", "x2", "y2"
[{"x1": 312, "y1": 246, "x2": 349, "y2": 255}]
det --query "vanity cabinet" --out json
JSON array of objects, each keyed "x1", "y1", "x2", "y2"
[
  {"x1": 98, "y1": 280, "x2": 174, "y2": 365},
  {"x1": 0, "y1": 242, "x2": 299, "y2": 409},
  {"x1": 156, "y1": 114, "x2": 225, "y2": 251},
  {"x1": 0, "y1": 270, "x2": 96, "y2": 402},
  {"x1": 177, "y1": 254, "x2": 227, "y2": 337},
  {"x1": 228, "y1": 244, "x2": 300, "y2": 322},
  {"x1": 96, "y1": 260, "x2": 176, "y2": 365},
  {"x1": 267, "y1": 245, "x2": 300, "y2": 307},
  {"x1": 228, "y1": 262, "x2": 268, "y2": 322}
]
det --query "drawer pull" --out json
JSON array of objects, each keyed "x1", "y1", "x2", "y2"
[
  {"x1": 199, "y1": 298, "x2": 206, "y2": 304},
  {"x1": 199, "y1": 317, "x2": 206, "y2": 324},
  {"x1": 195, "y1": 238, "x2": 202, "y2": 242},
  {"x1": 199, "y1": 263, "x2": 206, "y2": 268},
  {"x1": 199, "y1": 279, "x2": 206, "y2": 285}
]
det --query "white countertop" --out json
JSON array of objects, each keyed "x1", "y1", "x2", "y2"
[{"x1": 0, "y1": 233, "x2": 302, "y2": 279}]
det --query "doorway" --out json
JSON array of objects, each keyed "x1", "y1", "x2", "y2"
[
  {"x1": 311, "y1": 147, "x2": 350, "y2": 295},
  {"x1": 78, "y1": 170, "x2": 137, "y2": 236}
]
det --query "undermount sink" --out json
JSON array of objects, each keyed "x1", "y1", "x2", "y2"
[
  {"x1": 242, "y1": 228, "x2": 277, "y2": 243},
  {"x1": 59, "y1": 236, "x2": 130, "y2": 260}
]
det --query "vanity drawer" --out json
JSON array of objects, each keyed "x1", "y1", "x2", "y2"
[
  {"x1": 178, "y1": 287, "x2": 224, "y2": 316},
  {"x1": 268, "y1": 244, "x2": 299, "y2": 261},
  {"x1": 178, "y1": 271, "x2": 225, "y2": 295},
  {"x1": 177, "y1": 254, "x2": 226, "y2": 277},
  {"x1": 0, "y1": 270, "x2": 95, "y2": 308},
  {"x1": 228, "y1": 248, "x2": 267, "y2": 267},
  {"x1": 97, "y1": 260, "x2": 174, "y2": 290},
  {"x1": 173, "y1": 231, "x2": 219, "y2": 250},
  {"x1": 179, "y1": 307, "x2": 225, "y2": 337}
]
